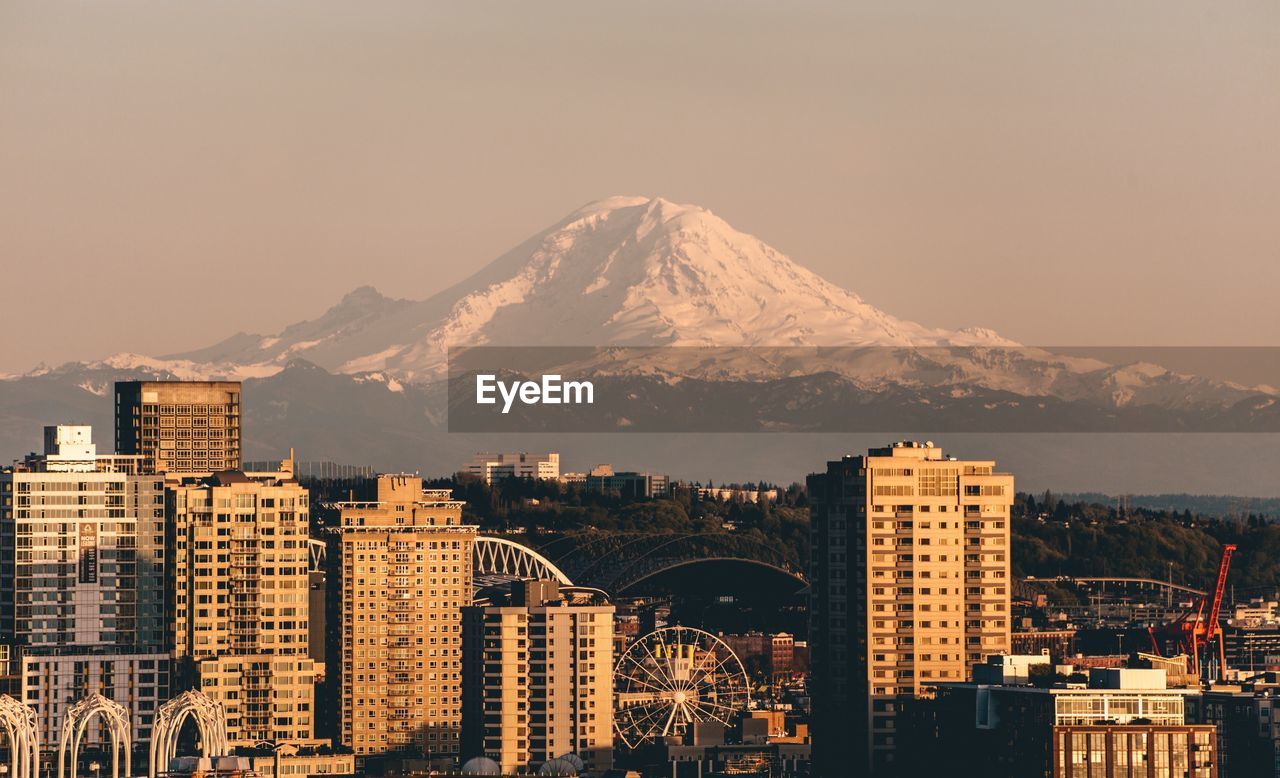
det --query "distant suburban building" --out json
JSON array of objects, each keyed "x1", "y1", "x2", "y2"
[
  {"x1": 696, "y1": 486, "x2": 779, "y2": 504},
  {"x1": 582, "y1": 464, "x2": 670, "y2": 498},
  {"x1": 0, "y1": 425, "x2": 169, "y2": 752},
  {"x1": 332, "y1": 475, "x2": 475, "y2": 766},
  {"x1": 466, "y1": 452, "x2": 560, "y2": 484},
  {"x1": 462, "y1": 580, "x2": 615, "y2": 775},
  {"x1": 807, "y1": 441, "x2": 1014, "y2": 775},
  {"x1": 915, "y1": 664, "x2": 1215, "y2": 778},
  {"x1": 114, "y1": 380, "x2": 242, "y2": 475}
]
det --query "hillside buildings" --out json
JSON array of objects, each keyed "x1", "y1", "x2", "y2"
[
  {"x1": 0, "y1": 425, "x2": 170, "y2": 750},
  {"x1": 114, "y1": 380, "x2": 242, "y2": 476},
  {"x1": 807, "y1": 441, "x2": 1014, "y2": 775},
  {"x1": 466, "y1": 452, "x2": 560, "y2": 484},
  {"x1": 166, "y1": 460, "x2": 323, "y2": 746},
  {"x1": 331, "y1": 475, "x2": 475, "y2": 765},
  {"x1": 461, "y1": 580, "x2": 615, "y2": 775}
]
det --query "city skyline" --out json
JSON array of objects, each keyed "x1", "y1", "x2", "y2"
[{"x1": 3, "y1": 2, "x2": 1277, "y2": 775}]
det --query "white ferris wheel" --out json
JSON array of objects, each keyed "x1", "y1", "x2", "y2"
[{"x1": 613, "y1": 626, "x2": 751, "y2": 749}]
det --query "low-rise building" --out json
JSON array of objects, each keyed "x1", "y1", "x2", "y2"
[
  {"x1": 1187, "y1": 676, "x2": 1280, "y2": 778},
  {"x1": 909, "y1": 661, "x2": 1215, "y2": 777},
  {"x1": 695, "y1": 486, "x2": 779, "y2": 504},
  {"x1": 466, "y1": 452, "x2": 560, "y2": 484},
  {"x1": 583, "y1": 465, "x2": 669, "y2": 498}
]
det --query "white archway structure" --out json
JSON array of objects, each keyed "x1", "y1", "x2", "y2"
[
  {"x1": 148, "y1": 691, "x2": 229, "y2": 778},
  {"x1": 58, "y1": 694, "x2": 131, "y2": 778},
  {"x1": 473, "y1": 537, "x2": 573, "y2": 585},
  {"x1": 0, "y1": 694, "x2": 39, "y2": 778}
]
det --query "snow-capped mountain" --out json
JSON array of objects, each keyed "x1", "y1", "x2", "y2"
[
  {"x1": 5, "y1": 195, "x2": 1273, "y2": 418},
  {"x1": 134, "y1": 195, "x2": 1265, "y2": 410},
  {"x1": 162, "y1": 196, "x2": 1015, "y2": 381},
  {"x1": 2, "y1": 196, "x2": 1277, "y2": 472}
]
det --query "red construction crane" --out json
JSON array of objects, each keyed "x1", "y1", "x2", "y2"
[{"x1": 1147, "y1": 543, "x2": 1237, "y2": 681}]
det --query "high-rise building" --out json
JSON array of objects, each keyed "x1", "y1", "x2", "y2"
[
  {"x1": 167, "y1": 462, "x2": 322, "y2": 746},
  {"x1": 0, "y1": 425, "x2": 169, "y2": 750},
  {"x1": 114, "y1": 380, "x2": 242, "y2": 475},
  {"x1": 807, "y1": 441, "x2": 1014, "y2": 775},
  {"x1": 332, "y1": 475, "x2": 476, "y2": 765},
  {"x1": 461, "y1": 580, "x2": 615, "y2": 775}
]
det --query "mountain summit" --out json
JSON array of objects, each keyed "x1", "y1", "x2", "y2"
[{"x1": 169, "y1": 196, "x2": 1008, "y2": 381}]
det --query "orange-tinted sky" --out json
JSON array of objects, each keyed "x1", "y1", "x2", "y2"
[{"x1": 2, "y1": 1, "x2": 1277, "y2": 373}]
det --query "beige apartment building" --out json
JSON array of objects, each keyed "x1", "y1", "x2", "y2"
[
  {"x1": 115, "y1": 380, "x2": 242, "y2": 475},
  {"x1": 167, "y1": 464, "x2": 322, "y2": 746},
  {"x1": 808, "y1": 441, "x2": 1013, "y2": 776},
  {"x1": 461, "y1": 580, "x2": 615, "y2": 775},
  {"x1": 333, "y1": 475, "x2": 476, "y2": 765}
]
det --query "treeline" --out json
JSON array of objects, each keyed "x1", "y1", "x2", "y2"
[
  {"x1": 308, "y1": 473, "x2": 1280, "y2": 594},
  {"x1": 1014, "y1": 492, "x2": 1280, "y2": 594},
  {"x1": 418, "y1": 475, "x2": 812, "y2": 571}
]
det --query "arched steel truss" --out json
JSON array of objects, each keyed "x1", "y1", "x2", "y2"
[
  {"x1": 0, "y1": 694, "x2": 38, "y2": 778},
  {"x1": 473, "y1": 536, "x2": 573, "y2": 585},
  {"x1": 58, "y1": 694, "x2": 131, "y2": 778},
  {"x1": 557, "y1": 531, "x2": 807, "y2": 593},
  {"x1": 148, "y1": 690, "x2": 229, "y2": 778}
]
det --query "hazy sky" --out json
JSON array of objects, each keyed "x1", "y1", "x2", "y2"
[{"x1": 2, "y1": 1, "x2": 1277, "y2": 374}]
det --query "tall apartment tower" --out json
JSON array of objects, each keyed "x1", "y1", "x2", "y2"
[
  {"x1": 807, "y1": 441, "x2": 1013, "y2": 776},
  {"x1": 114, "y1": 380, "x2": 242, "y2": 475},
  {"x1": 0, "y1": 425, "x2": 170, "y2": 751},
  {"x1": 461, "y1": 580, "x2": 615, "y2": 775},
  {"x1": 167, "y1": 464, "x2": 322, "y2": 746},
  {"x1": 333, "y1": 475, "x2": 476, "y2": 766}
]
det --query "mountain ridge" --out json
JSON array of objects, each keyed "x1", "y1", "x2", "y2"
[
  {"x1": 156, "y1": 195, "x2": 1015, "y2": 382},
  {"x1": 3, "y1": 196, "x2": 1273, "y2": 413}
]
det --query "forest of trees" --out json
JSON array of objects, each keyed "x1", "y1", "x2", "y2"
[{"x1": 1014, "y1": 491, "x2": 1280, "y2": 593}]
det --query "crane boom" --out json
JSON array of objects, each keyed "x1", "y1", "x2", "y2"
[
  {"x1": 1205, "y1": 544, "x2": 1237, "y2": 641},
  {"x1": 1146, "y1": 543, "x2": 1237, "y2": 681}
]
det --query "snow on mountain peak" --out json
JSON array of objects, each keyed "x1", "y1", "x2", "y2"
[{"x1": 166, "y1": 195, "x2": 1010, "y2": 381}]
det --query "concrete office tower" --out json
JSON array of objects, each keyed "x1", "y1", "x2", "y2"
[
  {"x1": 466, "y1": 452, "x2": 560, "y2": 484},
  {"x1": 167, "y1": 463, "x2": 322, "y2": 746},
  {"x1": 333, "y1": 475, "x2": 476, "y2": 765},
  {"x1": 461, "y1": 581, "x2": 615, "y2": 776},
  {"x1": 0, "y1": 425, "x2": 169, "y2": 750},
  {"x1": 114, "y1": 381, "x2": 242, "y2": 475},
  {"x1": 807, "y1": 441, "x2": 1014, "y2": 776}
]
